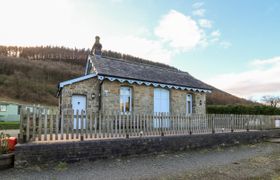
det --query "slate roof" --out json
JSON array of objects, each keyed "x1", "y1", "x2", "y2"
[{"x1": 90, "y1": 55, "x2": 212, "y2": 90}]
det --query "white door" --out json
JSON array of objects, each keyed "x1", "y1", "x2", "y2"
[
  {"x1": 153, "y1": 88, "x2": 170, "y2": 128},
  {"x1": 276, "y1": 120, "x2": 280, "y2": 128},
  {"x1": 72, "y1": 95, "x2": 86, "y2": 129}
]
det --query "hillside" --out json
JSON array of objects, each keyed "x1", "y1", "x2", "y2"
[
  {"x1": 0, "y1": 46, "x2": 256, "y2": 106},
  {"x1": 0, "y1": 56, "x2": 84, "y2": 105},
  {"x1": 206, "y1": 87, "x2": 256, "y2": 105}
]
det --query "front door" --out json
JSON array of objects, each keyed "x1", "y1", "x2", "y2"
[
  {"x1": 72, "y1": 95, "x2": 86, "y2": 129},
  {"x1": 153, "y1": 88, "x2": 170, "y2": 128}
]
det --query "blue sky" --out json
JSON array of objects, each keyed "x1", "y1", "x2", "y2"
[{"x1": 0, "y1": 0, "x2": 280, "y2": 100}]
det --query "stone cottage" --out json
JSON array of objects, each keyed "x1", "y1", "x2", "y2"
[{"x1": 57, "y1": 37, "x2": 212, "y2": 115}]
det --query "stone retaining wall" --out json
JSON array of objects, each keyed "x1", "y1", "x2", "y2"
[{"x1": 15, "y1": 130, "x2": 280, "y2": 168}]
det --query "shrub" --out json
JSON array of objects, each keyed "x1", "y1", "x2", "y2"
[
  {"x1": 207, "y1": 105, "x2": 280, "y2": 115},
  {"x1": 0, "y1": 122, "x2": 20, "y2": 130}
]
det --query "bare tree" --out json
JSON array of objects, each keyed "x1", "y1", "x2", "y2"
[{"x1": 262, "y1": 95, "x2": 280, "y2": 107}]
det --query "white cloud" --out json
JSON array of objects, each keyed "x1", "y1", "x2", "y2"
[
  {"x1": 207, "y1": 56, "x2": 280, "y2": 99},
  {"x1": 251, "y1": 56, "x2": 280, "y2": 67},
  {"x1": 0, "y1": 0, "x2": 229, "y2": 65},
  {"x1": 192, "y1": 9, "x2": 206, "y2": 17},
  {"x1": 211, "y1": 30, "x2": 221, "y2": 37},
  {"x1": 103, "y1": 35, "x2": 173, "y2": 64},
  {"x1": 192, "y1": 2, "x2": 204, "y2": 9},
  {"x1": 199, "y1": 19, "x2": 212, "y2": 28},
  {"x1": 154, "y1": 10, "x2": 205, "y2": 51},
  {"x1": 220, "y1": 41, "x2": 232, "y2": 48}
]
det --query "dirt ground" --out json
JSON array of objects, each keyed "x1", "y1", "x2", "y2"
[{"x1": 1, "y1": 141, "x2": 280, "y2": 180}]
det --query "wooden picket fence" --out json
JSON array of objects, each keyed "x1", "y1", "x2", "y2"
[{"x1": 19, "y1": 108, "x2": 280, "y2": 143}]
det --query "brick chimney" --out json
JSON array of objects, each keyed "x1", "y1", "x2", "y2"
[{"x1": 91, "y1": 36, "x2": 102, "y2": 57}]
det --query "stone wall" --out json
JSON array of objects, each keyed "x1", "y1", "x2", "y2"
[
  {"x1": 60, "y1": 78, "x2": 207, "y2": 114},
  {"x1": 193, "y1": 93, "x2": 206, "y2": 114},
  {"x1": 101, "y1": 80, "x2": 154, "y2": 113},
  {"x1": 60, "y1": 78, "x2": 100, "y2": 112},
  {"x1": 14, "y1": 130, "x2": 280, "y2": 168},
  {"x1": 101, "y1": 80, "x2": 207, "y2": 114},
  {"x1": 170, "y1": 89, "x2": 187, "y2": 114}
]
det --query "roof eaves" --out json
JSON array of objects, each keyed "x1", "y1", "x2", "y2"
[
  {"x1": 97, "y1": 73, "x2": 212, "y2": 92},
  {"x1": 58, "y1": 73, "x2": 97, "y2": 89}
]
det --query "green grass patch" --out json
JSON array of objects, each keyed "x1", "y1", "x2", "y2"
[{"x1": 0, "y1": 121, "x2": 20, "y2": 130}]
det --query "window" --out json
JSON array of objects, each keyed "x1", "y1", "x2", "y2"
[
  {"x1": 120, "y1": 87, "x2": 132, "y2": 113},
  {"x1": 0, "y1": 105, "x2": 7, "y2": 112},
  {"x1": 186, "y1": 94, "x2": 192, "y2": 114}
]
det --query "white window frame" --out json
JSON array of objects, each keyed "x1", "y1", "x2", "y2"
[
  {"x1": 0, "y1": 105, "x2": 7, "y2": 112},
  {"x1": 186, "y1": 94, "x2": 193, "y2": 114},
  {"x1": 120, "y1": 87, "x2": 132, "y2": 113}
]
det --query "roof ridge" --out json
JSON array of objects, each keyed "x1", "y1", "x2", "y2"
[{"x1": 101, "y1": 55, "x2": 190, "y2": 75}]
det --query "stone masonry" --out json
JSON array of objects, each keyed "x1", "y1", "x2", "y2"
[
  {"x1": 59, "y1": 78, "x2": 100, "y2": 112},
  {"x1": 14, "y1": 130, "x2": 280, "y2": 168},
  {"x1": 60, "y1": 78, "x2": 207, "y2": 114}
]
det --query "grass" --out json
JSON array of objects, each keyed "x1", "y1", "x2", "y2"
[
  {"x1": 0, "y1": 121, "x2": 20, "y2": 130},
  {"x1": 54, "y1": 162, "x2": 68, "y2": 171}
]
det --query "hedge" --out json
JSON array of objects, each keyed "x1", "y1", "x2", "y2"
[
  {"x1": 207, "y1": 105, "x2": 280, "y2": 115},
  {"x1": 0, "y1": 121, "x2": 20, "y2": 130}
]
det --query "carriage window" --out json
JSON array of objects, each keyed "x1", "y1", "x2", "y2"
[
  {"x1": 120, "y1": 87, "x2": 132, "y2": 113},
  {"x1": 0, "y1": 105, "x2": 7, "y2": 112}
]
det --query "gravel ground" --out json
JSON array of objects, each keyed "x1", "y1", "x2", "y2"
[
  {"x1": 0, "y1": 129, "x2": 19, "y2": 137},
  {"x1": 1, "y1": 142, "x2": 280, "y2": 180}
]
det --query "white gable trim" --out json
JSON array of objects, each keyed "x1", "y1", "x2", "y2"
[
  {"x1": 59, "y1": 73, "x2": 97, "y2": 88},
  {"x1": 98, "y1": 75, "x2": 211, "y2": 93}
]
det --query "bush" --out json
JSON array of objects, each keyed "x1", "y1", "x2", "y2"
[
  {"x1": 207, "y1": 105, "x2": 280, "y2": 115},
  {"x1": 0, "y1": 121, "x2": 20, "y2": 130}
]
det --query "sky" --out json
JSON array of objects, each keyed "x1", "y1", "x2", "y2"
[{"x1": 0, "y1": 0, "x2": 280, "y2": 101}]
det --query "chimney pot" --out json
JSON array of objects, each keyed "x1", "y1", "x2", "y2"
[{"x1": 91, "y1": 36, "x2": 102, "y2": 57}]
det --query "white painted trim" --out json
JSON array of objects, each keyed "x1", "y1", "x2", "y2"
[
  {"x1": 97, "y1": 75, "x2": 212, "y2": 93},
  {"x1": 120, "y1": 86, "x2": 132, "y2": 113},
  {"x1": 59, "y1": 73, "x2": 97, "y2": 88}
]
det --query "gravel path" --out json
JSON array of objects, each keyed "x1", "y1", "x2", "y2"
[
  {"x1": 0, "y1": 129, "x2": 19, "y2": 137},
  {"x1": 1, "y1": 142, "x2": 280, "y2": 180}
]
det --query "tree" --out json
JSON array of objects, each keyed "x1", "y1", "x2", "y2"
[{"x1": 262, "y1": 96, "x2": 280, "y2": 107}]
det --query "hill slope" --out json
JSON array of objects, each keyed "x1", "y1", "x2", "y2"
[
  {"x1": 0, "y1": 56, "x2": 84, "y2": 105},
  {"x1": 0, "y1": 55, "x2": 255, "y2": 106}
]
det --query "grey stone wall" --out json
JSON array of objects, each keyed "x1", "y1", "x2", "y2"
[
  {"x1": 59, "y1": 78, "x2": 207, "y2": 114},
  {"x1": 100, "y1": 79, "x2": 207, "y2": 114},
  {"x1": 193, "y1": 93, "x2": 206, "y2": 114},
  {"x1": 60, "y1": 78, "x2": 100, "y2": 112},
  {"x1": 101, "y1": 80, "x2": 154, "y2": 113},
  {"x1": 15, "y1": 130, "x2": 280, "y2": 168}
]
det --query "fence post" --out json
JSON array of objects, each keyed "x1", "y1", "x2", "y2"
[
  {"x1": 32, "y1": 107, "x2": 37, "y2": 141},
  {"x1": 260, "y1": 115, "x2": 263, "y2": 131},
  {"x1": 26, "y1": 109, "x2": 30, "y2": 142},
  {"x1": 161, "y1": 113, "x2": 164, "y2": 136},
  {"x1": 246, "y1": 115, "x2": 249, "y2": 132},
  {"x1": 61, "y1": 110, "x2": 64, "y2": 140},
  {"x1": 231, "y1": 114, "x2": 234, "y2": 133},
  {"x1": 50, "y1": 110, "x2": 54, "y2": 141},
  {"x1": 81, "y1": 110, "x2": 84, "y2": 141},
  {"x1": 55, "y1": 111, "x2": 59, "y2": 140},
  {"x1": 19, "y1": 107, "x2": 25, "y2": 143},
  {"x1": 126, "y1": 113, "x2": 129, "y2": 139},
  {"x1": 189, "y1": 115, "x2": 192, "y2": 135}
]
